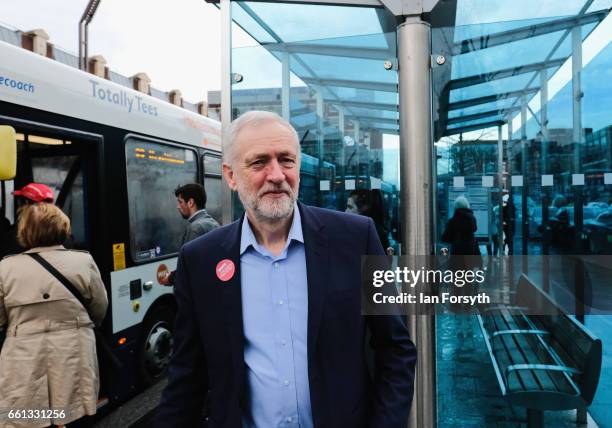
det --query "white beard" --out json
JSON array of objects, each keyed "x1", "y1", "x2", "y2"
[{"x1": 237, "y1": 182, "x2": 297, "y2": 222}]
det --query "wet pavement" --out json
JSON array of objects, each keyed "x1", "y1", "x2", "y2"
[{"x1": 93, "y1": 379, "x2": 165, "y2": 428}]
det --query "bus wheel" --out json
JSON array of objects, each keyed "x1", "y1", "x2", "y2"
[{"x1": 139, "y1": 305, "x2": 175, "y2": 386}]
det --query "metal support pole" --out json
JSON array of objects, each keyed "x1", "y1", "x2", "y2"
[
  {"x1": 78, "y1": 0, "x2": 102, "y2": 71},
  {"x1": 316, "y1": 90, "x2": 325, "y2": 204},
  {"x1": 506, "y1": 115, "x2": 515, "y2": 287},
  {"x1": 221, "y1": 0, "x2": 233, "y2": 225},
  {"x1": 507, "y1": 117, "x2": 513, "y2": 176},
  {"x1": 506, "y1": 116, "x2": 514, "y2": 257},
  {"x1": 78, "y1": 24, "x2": 86, "y2": 71},
  {"x1": 572, "y1": 26, "x2": 583, "y2": 171},
  {"x1": 572, "y1": 25, "x2": 586, "y2": 322},
  {"x1": 282, "y1": 51, "x2": 291, "y2": 121},
  {"x1": 540, "y1": 69, "x2": 550, "y2": 291},
  {"x1": 339, "y1": 109, "x2": 346, "y2": 178},
  {"x1": 540, "y1": 69, "x2": 549, "y2": 166},
  {"x1": 316, "y1": 89, "x2": 324, "y2": 163},
  {"x1": 521, "y1": 95, "x2": 528, "y2": 270},
  {"x1": 497, "y1": 125, "x2": 504, "y2": 256},
  {"x1": 398, "y1": 18, "x2": 436, "y2": 428}
]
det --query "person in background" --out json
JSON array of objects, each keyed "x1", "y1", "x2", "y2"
[
  {"x1": 0, "y1": 202, "x2": 108, "y2": 427},
  {"x1": 501, "y1": 193, "x2": 516, "y2": 255},
  {"x1": 175, "y1": 183, "x2": 220, "y2": 245},
  {"x1": 441, "y1": 196, "x2": 482, "y2": 333},
  {"x1": 0, "y1": 182, "x2": 55, "y2": 259},
  {"x1": 345, "y1": 188, "x2": 391, "y2": 250},
  {"x1": 441, "y1": 195, "x2": 482, "y2": 263},
  {"x1": 160, "y1": 183, "x2": 220, "y2": 286}
]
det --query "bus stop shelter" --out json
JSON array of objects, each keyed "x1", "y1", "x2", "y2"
[{"x1": 209, "y1": 1, "x2": 612, "y2": 425}]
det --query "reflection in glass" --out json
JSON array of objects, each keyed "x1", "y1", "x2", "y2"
[
  {"x1": 433, "y1": 3, "x2": 612, "y2": 425},
  {"x1": 230, "y1": 3, "x2": 400, "y2": 251}
]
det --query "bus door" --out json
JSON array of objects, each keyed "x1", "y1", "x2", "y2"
[
  {"x1": 0, "y1": 117, "x2": 103, "y2": 258},
  {"x1": 201, "y1": 150, "x2": 223, "y2": 224}
]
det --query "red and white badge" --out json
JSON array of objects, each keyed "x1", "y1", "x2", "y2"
[{"x1": 216, "y1": 259, "x2": 235, "y2": 282}]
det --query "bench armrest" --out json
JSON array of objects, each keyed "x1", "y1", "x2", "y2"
[
  {"x1": 491, "y1": 329, "x2": 548, "y2": 344},
  {"x1": 506, "y1": 363, "x2": 581, "y2": 381},
  {"x1": 482, "y1": 305, "x2": 529, "y2": 313}
]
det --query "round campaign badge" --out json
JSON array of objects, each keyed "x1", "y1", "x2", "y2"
[{"x1": 216, "y1": 259, "x2": 235, "y2": 282}]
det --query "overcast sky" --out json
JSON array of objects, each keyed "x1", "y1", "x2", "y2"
[{"x1": 1, "y1": 0, "x2": 254, "y2": 103}]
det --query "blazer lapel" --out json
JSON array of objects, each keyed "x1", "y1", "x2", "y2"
[
  {"x1": 219, "y1": 217, "x2": 246, "y2": 390},
  {"x1": 298, "y1": 203, "x2": 330, "y2": 362}
]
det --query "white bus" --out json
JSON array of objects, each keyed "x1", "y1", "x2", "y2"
[{"x1": 0, "y1": 39, "x2": 222, "y2": 405}]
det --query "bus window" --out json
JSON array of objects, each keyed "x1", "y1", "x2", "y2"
[
  {"x1": 203, "y1": 153, "x2": 222, "y2": 224},
  {"x1": 31, "y1": 156, "x2": 87, "y2": 249},
  {"x1": 125, "y1": 138, "x2": 198, "y2": 262}
]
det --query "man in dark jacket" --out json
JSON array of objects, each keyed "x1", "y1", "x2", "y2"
[
  {"x1": 160, "y1": 183, "x2": 220, "y2": 286},
  {"x1": 175, "y1": 183, "x2": 220, "y2": 245},
  {"x1": 156, "y1": 111, "x2": 416, "y2": 427}
]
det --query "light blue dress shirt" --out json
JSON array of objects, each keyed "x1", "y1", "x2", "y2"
[{"x1": 240, "y1": 205, "x2": 313, "y2": 428}]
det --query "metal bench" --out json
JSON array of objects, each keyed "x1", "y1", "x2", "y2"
[{"x1": 477, "y1": 274, "x2": 602, "y2": 427}]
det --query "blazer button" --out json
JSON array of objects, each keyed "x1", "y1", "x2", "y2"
[{"x1": 43, "y1": 293, "x2": 50, "y2": 299}]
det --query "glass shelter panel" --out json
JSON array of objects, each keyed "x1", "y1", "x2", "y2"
[
  {"x1": 231, "y1": 1, "x2": 400, "y2": 252},
  {"x1": 225, "y1": 0, "x2": 612, "y2": 426},
  {"x1": 432, "y1": 2, "x2": 612, "y2": 425}
]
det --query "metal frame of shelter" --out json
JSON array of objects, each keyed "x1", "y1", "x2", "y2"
[{"x1": 210, "y1": 1, "x2": 611, "y2": 426}]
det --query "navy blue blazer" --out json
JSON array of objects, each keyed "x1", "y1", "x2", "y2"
[{"x1": 156, "y1": 202, "x2": 416, "y2": 428}]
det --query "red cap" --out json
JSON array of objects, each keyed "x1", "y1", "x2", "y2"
[{"x1": 13, "y1": 183, "x2": 55, "y2": 203}]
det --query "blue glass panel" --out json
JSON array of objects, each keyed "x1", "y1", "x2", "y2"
[
  {"x1": 546, "y1": 83, "x2": 573, "y2": 131},
  {"x1": 232, "y1": 45, "x2": 282, "y2": 91},
  {"x1": 448, "y1": 73, "x2": 539, "y2": 103},
  {"x1": 345, "y1": 107, "x2": 398, "y2": 120},
  {"x1": 231, "y1": 2, "x2": 401, "y2": 252},
  {"x1": 453, "y1": 16, "x2": 573, "y2": 42},
  {"x1": 446, "y1": 115, "x2": 505, "y2": 131},
  {"x1": 448, "y1": 97, "x2": 523, "y2": 119},
  {"x1": 236, "y1": 1, "x2": 389, "y2": 43},
  {"x1": 290, "y1": 54, "x2": 396, "y2": 84},
  {"x1": 329, "y1": 87, "x2": 397, "y2": 104},
  {"x1": 587, "y1": 0, "x2": 612, "y2": 14},
  {"x1": 296, "y1": 32, "x2": 394, "y2": 50},
  {"x1": 572, "y1": 26, "x2": 612, "y2": 426},
  {"x1": 232, "y1": 3, "x2": 276, "y2": 44},
  {"x1": 455, "y1": 0, "x2": 585, "y2": 26},
  {"x1": 583, "y1": 42, "x2": 612, "y2": 133},
  {"x1": 451, "y1": 30, "x2": 570, "y2": 80}
]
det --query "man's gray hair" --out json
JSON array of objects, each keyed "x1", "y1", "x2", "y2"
[{"x1": 223, "y1": 110, "x2": 300, "y2": 165}]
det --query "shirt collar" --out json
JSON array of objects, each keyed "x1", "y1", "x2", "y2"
[
  {"x1": 188, "y1": 208, "x2": 207, "y2": 222},
  {"x1": 240, "y1": 202, "x2": 303, "y2": 256}
]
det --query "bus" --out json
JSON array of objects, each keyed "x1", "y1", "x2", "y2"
[{"x1": 0, "y1": 39, "x2": 222, "y2": 405}]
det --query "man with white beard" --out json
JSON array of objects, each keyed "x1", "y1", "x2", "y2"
[{"x1": 156, "y1": 111, "x2": 416, "y2": 428}]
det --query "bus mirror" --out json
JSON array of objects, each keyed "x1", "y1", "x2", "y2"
[{"x1": 0, "y1": 126, "x2": 17, "y2": 180}]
